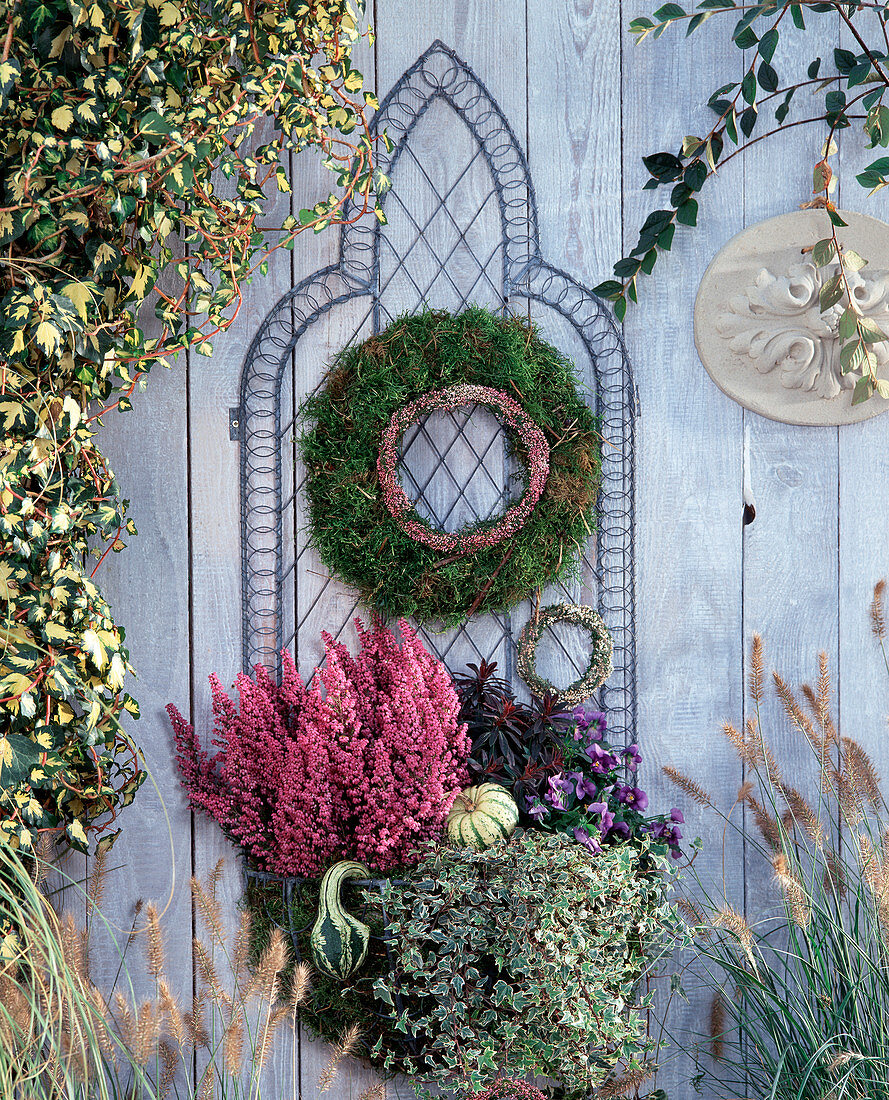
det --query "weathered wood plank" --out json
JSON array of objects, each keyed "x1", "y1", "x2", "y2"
[
  {"x1": 525, "y1": 0, "x2": 622, "y2": 713},
  {"x1": 620, "y1": 13, "x2": 746, "y2": 1094},
  {"x1": 739, "y1": 0, "x2": 841, "y2": 994},
  {"x1": 90, "y1": 358, "x2": 193, "y2": 1016}
]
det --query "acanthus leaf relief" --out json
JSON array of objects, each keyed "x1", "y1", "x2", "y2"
[{"x1": 716, "y1": 261, "x2": 889, "y2": 399}]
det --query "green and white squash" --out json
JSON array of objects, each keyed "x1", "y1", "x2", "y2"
[
  {"x1": 310, "y1": 860, "x2": 372, "y2": 981},
  {"x1": 447, "y1": 784, "x2": 519, "y2": 850}
]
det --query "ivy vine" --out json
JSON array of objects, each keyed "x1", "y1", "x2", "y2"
[{"x1": 0, "y1": 0, "x2": 384, "y2": 852}]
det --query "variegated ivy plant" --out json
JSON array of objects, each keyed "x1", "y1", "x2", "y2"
[
  {"x1": 596, "y1": 0, "x2": 889, "y2": 405},
  {"x1": 0, "y1": 0, "x2": 384, "y2": 854}
]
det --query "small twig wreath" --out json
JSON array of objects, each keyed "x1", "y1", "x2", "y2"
[
  {"x1": 517, "y1": 603, "x2": 613, "y2": 707},
  {"x1": 299, "y1": 307, "x2": 601, "y2": 623},
  {"x1": 377, "y1": 384, "x2": 550, "y2": 553}
]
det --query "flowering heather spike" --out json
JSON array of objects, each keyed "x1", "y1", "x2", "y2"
[
  {"x1": 872, "y1": 579, "x2": 887, "y2": 642},
  {"x1": 749, "y1": 634, "x2": 764, "y2": 705},
  {"x1": 172, "y1": 620, "x2": 469, "y2": 876},
  {"x1": 663, "y1": 766, "x2": 712, "y2": 806}
]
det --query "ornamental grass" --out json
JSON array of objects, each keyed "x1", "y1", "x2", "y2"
[
  {"x1": 0, "y1": 846, "x2": 363, "y2": 1100},
  {"x1": 664, "y1": 582, "x2": 889, "y2": 1099}
]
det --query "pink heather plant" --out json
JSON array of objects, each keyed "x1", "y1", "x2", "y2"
[{"x1": 167, "y1": 619, "x2": 469, "y2": 877}]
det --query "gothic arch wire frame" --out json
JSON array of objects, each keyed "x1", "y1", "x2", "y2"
[{"x1": 237, "y1": 39, "x2": 638, "y2": 741}]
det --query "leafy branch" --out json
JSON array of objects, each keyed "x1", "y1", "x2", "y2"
[{"x1": 596, "y1": 0, "x2": 889, "y2": 402}]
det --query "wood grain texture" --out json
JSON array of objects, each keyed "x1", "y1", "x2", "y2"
[
  {"x1": 78, "y1": 5, "x2": 889, "y2": 1100},
  {"x1": 621, "y1": 13, "x2": 746, "y2": 1095}
]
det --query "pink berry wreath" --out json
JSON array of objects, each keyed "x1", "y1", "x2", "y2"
[
  {"x1": 516, "y1": 603, "x2": 613, "y2": 706},
  {"x1": 377, "y1": 384, "x2": 550, "y2": 554},
  {"x1": 300, "y1": 307, "x2": 601, "y2": 624}
]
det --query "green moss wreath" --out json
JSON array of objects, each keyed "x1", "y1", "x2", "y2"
[{"x1": 300, "y1": 308, "x2": 601, "y2": 623}]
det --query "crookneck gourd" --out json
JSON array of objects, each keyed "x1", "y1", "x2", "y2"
[{"x1": 310, "y1": 860, "x2": 372, "y2": 980}]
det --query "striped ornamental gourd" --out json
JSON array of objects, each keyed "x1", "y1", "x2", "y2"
[
  {"x1": 309, "y1": 860, "x2": 372, "y2": 981},
  {"x1": 446, "y1": 784, "x2": 519, "y2": 850}
]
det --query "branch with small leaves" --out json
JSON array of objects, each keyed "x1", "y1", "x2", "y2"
[{"x1": 596, "y1": 0, "x2": 889, "y2": 401}]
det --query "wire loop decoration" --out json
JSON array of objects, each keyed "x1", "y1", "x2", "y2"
[{"x1": 237, "y1": 40, "x2": 638, "y2": 742}]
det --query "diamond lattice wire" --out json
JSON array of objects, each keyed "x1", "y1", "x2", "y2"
[{"x1": 240, "y1": 40, "x2": 636, "y2": 741}]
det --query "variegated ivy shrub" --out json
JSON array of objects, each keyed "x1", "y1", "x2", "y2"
[
  {"x1": 374, "y1": 831, "x2": 681, "y2": 1097},
  {"x1": 0, "y1": 0, "x2": 383, "y2": 852}
]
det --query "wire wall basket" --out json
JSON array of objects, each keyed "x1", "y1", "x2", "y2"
[
  {"x1": 236, "y1": 40, "x2": 637, "y2": 742},
  {"x1": 243, "y1": 864, "x2": 426, "y2": 1062}
]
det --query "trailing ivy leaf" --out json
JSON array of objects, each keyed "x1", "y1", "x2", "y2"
[
  {"x1": 807, "y1": 57, "x2": 821, "y2": 79},
  {"x1": 812, "y1": 238, "x2": 835, "y2": 266},
  {"x1": 0, "y1": 59, "x2": 20, "y2": 110},
  {"x1": 741, "y1": 70, "x2": 757, "y2": 104}
]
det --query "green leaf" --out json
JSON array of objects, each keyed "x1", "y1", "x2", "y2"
[
  {"x1": 757, "y1": 27, "x2": 778, "y2": 62},
  {"x1": 853, "y1": 374, "x2": 875, "y2": 404},
  {"x1": 741, "y1": 71, "x2": 757, "y2": 104},
  {"x1": 757, "y1": 61, "x2": 778, "y2": 93},
  {"x1": 838, "y1": 309, "x2": 858, "y2": 341},
  {"x1": 819, "y1": 272, "x2": 844, "y2": 311},
  {"x1": 676, "y1": 198, "x2": 698, "y2": 226},
  {"x1": 139, "y1": 110, "x2": 174, "y2": 139},
  {"x1": 812, "y1": 239, "x2": 835, "y2": 266},
  {"x1": 842, "y1": 249, "x2": 867, "y2": 272},
  {"x1": 0, "y1": 59, "x2": 20, "y2": 110}
]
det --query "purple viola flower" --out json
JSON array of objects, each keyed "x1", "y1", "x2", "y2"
[
  {"x1": 526, "y1": 798, "x2": 548, "y2": 822},
  {"x1": 566, "y1": 771, "x2": 599, "y2": 800},
  {"x1": 670, "y1": 807, "x2": 685, "y2": 824},
  {"x1": 609, "y1": 819, "x2": 631, "y2": 839},
  {"x1": 586, "y1": 742, "x2": 618, "y2": 775},
  {"x1": 587, "y1": 799, "x2": 615, "y2": 836},
  {"x1": 572, "y1": 705, "x2": 590, "y2": 732},
  {"x1": 585, "y1": 711, "x2": 607, "y2": 740},
  {"x1": 546, "y1": 773, "x2": 573, "y2": 811},
  {"x1": 616, "y1": 785, "x2": 649, "y2": 811},
  {"x1": 622, "y1": 744, "x2": 643, "y2": 772},
  {"x1": 573, "y1": 826, "x2": 602, "y2": 854}
]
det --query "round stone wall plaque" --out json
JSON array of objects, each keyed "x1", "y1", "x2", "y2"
[{"x1": 694, "y1": 208, "x2": 889, "y2": 425}]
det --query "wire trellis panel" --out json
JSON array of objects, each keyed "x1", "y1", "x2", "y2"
[{"x1": 237, "y1": 40, "x2": 638, "y2": 742}]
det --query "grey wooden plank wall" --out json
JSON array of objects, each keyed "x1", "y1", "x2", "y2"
[{"x1": 89, "y1": 3, "x2": 889, "y2": 1098}]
